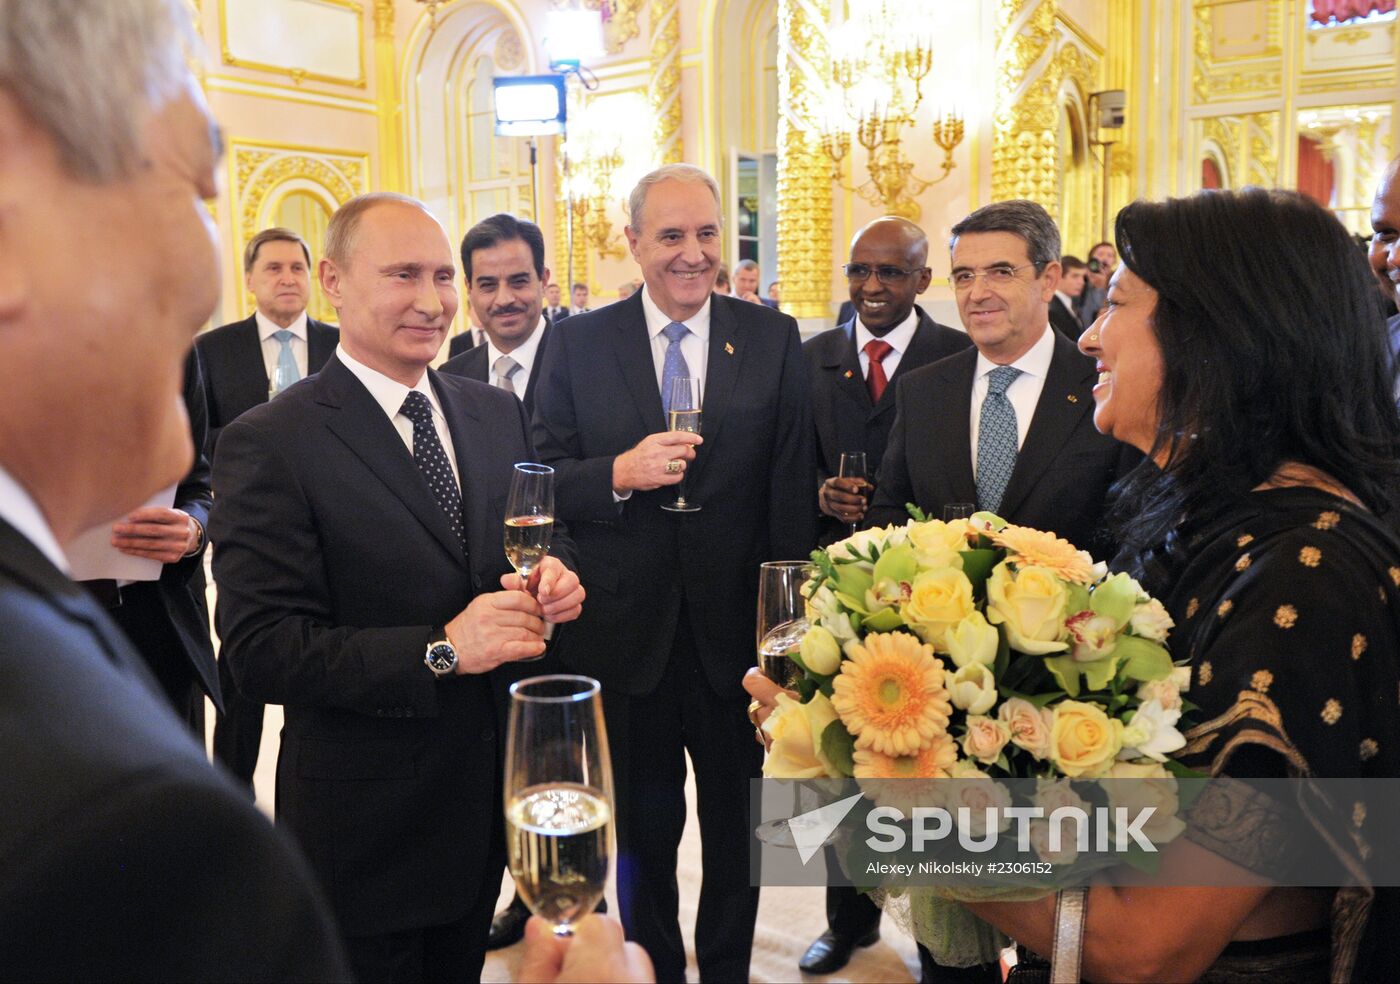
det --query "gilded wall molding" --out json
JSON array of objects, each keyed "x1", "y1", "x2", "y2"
[
  {"x1": 649, "y1": 0, "x2": 683, "y2": 165},
  {"x1": 218, "y1": 0, "x2": 367, "y2": 89},
  {"x1": 374, "y1": 0, "x2": 403, "y2": 190},
  {"x1": 1194, "y1": 111, "x2": 1278, "y2": 190},
  {"x1": 993, "y1": 0, "x2": 1059, "y2": 209},
  {"x1": 1191, "y1": 0, "x2": 1283, "y2": 105},
  {"x1": 775, "y1": 0, "x2": 833, "y2": 320}
]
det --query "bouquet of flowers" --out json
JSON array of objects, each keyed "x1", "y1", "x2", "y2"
[{"x1": 761, "y1": 510, "x2": 1192, "y2": 965}]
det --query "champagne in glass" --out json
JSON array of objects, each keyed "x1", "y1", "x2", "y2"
[
  {"x1": 269, "y1": 360, "x2": 298, "y2": 400},
  {"x1": 756, "y1": 560, "x2": 814, "y2": 690},
  {"x1": 505, "y1": 463, "x2": 554, "y2": 579},
  {"x1": 943, "y1": 502, "x2": 976, "y2": 521},
  {"x1": 837, "y1": 451, "x2": 869, "y2": 536},
  {"x1": 661, "y1": 376, "x2": 702, "y2": 513},
  {"x1": 504, "y1": 675, "x2": 615, "y2": 937}
]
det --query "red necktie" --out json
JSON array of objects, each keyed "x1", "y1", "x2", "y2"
[{"x1": 864, "y1": 339, "x2": 894, "y2": 403}]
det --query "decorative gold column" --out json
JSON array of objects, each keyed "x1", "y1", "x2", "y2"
[
  {"x1": 776, "y1": 0, "x2": 833, "y2": 320},
  {"x1": 1103, "y1": 0, "x2": 1136, "y2": 228},
  {"x1": 992, "y1": 0, "x2": 1059, "y2": 209},
  {"x1": 649, "y1": 0, "x2": 683, "y2": 165},
  {"x1": 374, "y1": 0, "x2": 403, "y2": 191}
]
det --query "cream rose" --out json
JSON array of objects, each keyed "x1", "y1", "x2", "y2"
[
  {"x1": 1029, "y1": 778, "x2": 1091, "y2": 865},
  {"x1": 986, "y1": 562, "x2": 1070, "y2": 655},
  {"x1": 1104, "y1": 760, "x2": 1186, "y2": 846},
  {"x1": 947, "y1": 662, "x2": 998, "y2": 715},
  {"x1": 1136, "y1": 666, "x2": 1191, "y2": 712},
  {"x1": 1129, "y1": 598, "x2": 1175, "y2": 643},
  {"x1": 945, "y1": 773, "x2": 1013, "y2": 838},
  {"x1": 997, "y1": 697, "x2": 1054, "y2": 760},
  {"x1": 762, "y1": 692, "x2": 841, "y2": 779},
  {"x1": 960, "y1": 715, "x2": 1011, "y2": 765},
  {"x1": 945, "y1": 611, "x2": 999, "y2": 669},
  {"x1": 1048, "y1": 700, "x2": 1121, "y2": 778},
  {"x1": 902, "y1": 568, "x2": 976, "y2": 649},
  {"x1": 905, "y1": 519, "x2": 970, "y2": 570},
  {"x1": 800, "y1": 625, "x2": 842, "y2": 675}
]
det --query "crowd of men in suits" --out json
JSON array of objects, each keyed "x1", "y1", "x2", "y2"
[{"x1": 26, "y1": 3, "x2": 1383, "y2": 980}]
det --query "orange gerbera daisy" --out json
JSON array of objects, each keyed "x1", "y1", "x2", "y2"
[
  {"x1": 853, "y1": 734, "x2": 958, "y2": 814},
  {"x1": 831, "y1": 632, "x2": 952, "y2": 756},
  {"x1": 992, "y1": 525, "x2": 1099, "y2": 584}
]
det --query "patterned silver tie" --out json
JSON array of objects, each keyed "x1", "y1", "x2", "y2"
[
  {"x1": 975, "y1": 365, "x2": 1022, "y2": 514},
  {"x1": 494, "y1": 354, "x2": 521, "y2": 395}
]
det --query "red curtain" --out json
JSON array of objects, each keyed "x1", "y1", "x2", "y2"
[
  {"x1": 1201, "y1": 158, "x2": 1223, "y2": 189},
  {"x1": 1296, "y1": 135, "x2": 1335, "y2": 206},
  {"x1": 1310, "y1": 0, "x2": 1396, "y2": 26}
]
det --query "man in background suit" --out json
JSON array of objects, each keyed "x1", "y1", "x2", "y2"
[
  {"x1": 0, "y1": 2, "x2": 347, "y2": 975},
  {"x1": 211, "y1": 192, "x2": 584, "y2": 983},
  {"x1": 544, "y1": 281, "x2": 570, "y2": 324},
  {"x1": 80, "y1": 349, "x2": 222, "y2": 734},
  {"x1": 533, "y1": 163, "x2": 815, "y2": 983},
  {"x1": 570, "y1": 280, "x2": 591, "y2": 315},
  {"x1": 733, "y1": 258, "x2": 779, "y2": 308},
  {"x1": 442, "y1": 213, "x2": 552, "y2": 420},
  {"x1": 1370, "y1": 155, "x2": 1400, "y2": 407},
  {"x1": 870, "y1": 201, "x2": 1138, "y2": 563},
  {"x1": 1049, "y1": 254, "x2": 1086, "y2": 339},
  {"x1": 198, "y1": 226, "x2": 339, "y2": 786},
  {"x1": 798, "y1": 216, "x2": 971, "y2": 975}
]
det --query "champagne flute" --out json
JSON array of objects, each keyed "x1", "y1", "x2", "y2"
[
  {"x1": 504, "y1": 675, "x2": 615, "y2": 937},
  {"x1": 661, "y1": 375, "x2": 702, "y2": 513},
  {"x1": 943, "y1": 502, "x2": 975, "y2": 521},
  {"x1": 756, "y1": 560, "x2": 813, "y2": 690},
  {"x1": 837, "y1": 451, "x2": 869, "y2": 536},
  {"x1": 505, "y1": 462, "x2": 554, "y2": 651},
  {"x1": 269, "y1": 360, "x2": 298, "y2": 399}
]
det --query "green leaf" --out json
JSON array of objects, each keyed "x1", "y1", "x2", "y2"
[
  {"x1": 959, "y1": 548, "x2": 1000, "y2": 596},
  {"x1": 873, "y1": 544, "x2": 917, "y2": 585},
  {"x1": 992, "y1": 623, "x2": 1012, "y2": 680},
  {"x1": 1043, "y1": 655, "x2": 1081, "y2": 697},
  {"x1": 906, "y1": 502, "x2": 928, "y2": 522},
  {"x1": 818, "y1": 677, "x2": 835, "y2": 698},
  {"x1": 797, "y1": 677, "x2": 816, "y2": 701},
  {"x1": 820, "y1": 719, "x2": 856, "y2": 776},
  {"x1": 863, "y1": 607, "x2": 907, "y2": 632},
  {"x1": 1116, "y1": 636, "x2": 1172, "y2": 683},
  {"x1": 835, "y1": 591, "x2": 869, "y2": 615}
]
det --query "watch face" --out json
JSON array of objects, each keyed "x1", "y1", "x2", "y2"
[{"x1": 426, "y1": 641, "x2": 456, "y2": 674}]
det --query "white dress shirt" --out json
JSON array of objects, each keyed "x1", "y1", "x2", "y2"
[
  {"x1": 640, "y1": 285, "x2": 710, "y2": 397},
  {"x1": 969, "y1": 324, "x2": 1056, "y2": 478},
  {"x1": 256, "y1": 309, "x2": 310, "y2": 381},
  {"x1": 854, "y1": 307, "x2": 920, "y2": 382},
  {"x1": 0, "y1": 463, "x2": 68, "y2": 573},
  {"x1": 336, "y1": 347, "x2": 461, "y2": 491},
  {"x1": 485, "y1": 316, "x2": 547, "y2": 399}
]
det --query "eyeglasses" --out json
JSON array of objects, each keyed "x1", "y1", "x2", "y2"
[
  {"x1": 950, "y1": 263, "x2": 1037, "y2": 291},
  {"x1": 843, "y1": 263, "x2": 926, "y2": 285}
]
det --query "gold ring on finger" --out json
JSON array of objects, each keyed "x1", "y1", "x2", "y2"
[
  {"x1": 666, "y1": 459, "x2": 682, "y2": 474},
  {"x1": 747, "y1": 698, "x2": 763, "y2": 728}
]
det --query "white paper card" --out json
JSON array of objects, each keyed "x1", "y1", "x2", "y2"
[{"x1": 67, "y1": 484, "x2": 178, "y2": 582}]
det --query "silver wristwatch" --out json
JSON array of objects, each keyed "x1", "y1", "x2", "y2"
[{"x1": 424, "y1": 626, "x2": 457, "y2": 677}]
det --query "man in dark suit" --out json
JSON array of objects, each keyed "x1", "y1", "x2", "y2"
[
  {"x1": 544, "y1": 281, "x2": 570, "y2": 324},
  {"x1": 445, "y1": 320, "x2": 487, "y2": 359},
  {"x1": 211, "y1": 192, "x2": 585, "y2": 983},
  {"x1": 441, "y1": 213, "x2": 552, "y2": 420},
  {"x1": 734, "y1": 257, "x2": 779, "y2": 308},
  {"x1": 798, "y1": 216, "x2": 971, "y2": 975},
  {"x1": 870, "y1": 201, "x2": 1139, "y2": 562},
  {"x1": 80, "y1": 349, "x2": 222, "y2": 734},
  {"x1": 1049, "y1": 253, "x2": 1087, "y2": 339},
  {"x1": 197, "y1": 226, "x2": 339, "y2": 785},
  {"x1": 0, "y1": 4, "x2": 348, "y2": 975},
  {"x1": 533, "y1": 163, "x2": 815, "y2": 983},
  {"x1": 570, "y1": 281, "x2": 591, "y2": 315}
]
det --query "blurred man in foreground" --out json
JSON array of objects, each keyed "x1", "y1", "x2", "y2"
[{"x1": 0, "y1": 1, "x2": 347, "y2": 976}]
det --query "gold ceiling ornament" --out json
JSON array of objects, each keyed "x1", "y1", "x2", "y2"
[
  {"x1": 776, "y1": 0, "x2": 835, "y2": 320},
  {"x1": 813, "y1": 1, "x2": 962, "y2": 221},
  {"x1": 649, "y1": 0, "x2": 683, "y2": 165},
  {"x1": 416, "y1": 0, "x2": 445, "y2": 29},
  {"x1": 550, "y1": 0, "x2": 643, "y2": 54},
  {"x1": 992, "y1": 0, "x2": 1058, "y2": 209}
]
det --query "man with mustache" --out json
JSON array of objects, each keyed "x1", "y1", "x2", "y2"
[{"x1": 441, "y1": 213, "x2": 552, "y2": 419}]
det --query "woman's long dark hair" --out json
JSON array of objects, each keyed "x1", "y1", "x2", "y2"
[{"x1": 1110, "y1": 187, "x2": 1400, "y2": 556}]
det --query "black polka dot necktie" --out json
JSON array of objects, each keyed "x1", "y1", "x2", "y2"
[{"x1": 400, "y1": 390, "x2": 464, "y2": 547}]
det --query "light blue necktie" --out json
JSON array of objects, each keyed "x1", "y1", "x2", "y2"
[
  {"x1": 975, "y1": 365, "x2": 1022, "y2": 514},
  {"x1": 271, "y1": 329, "x2": 300, "y2": 395},
  {"x1": 660, "y1": 321, "x2": 691, "y2": 413}
]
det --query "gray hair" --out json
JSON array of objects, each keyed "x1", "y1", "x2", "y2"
[
  {"x1": 324, "y1": 192, "x2": 437, "y2": 268},
  {"x1": 0, "y1": 0, "x2": 197, "y2": 182},
  {"x1": 734, "y1": 258, "x2": 759, "y2": 273},
  {"x1": 626, "y1": 163, "x2": 723, "y2": 232},
  {"x1": 949, "y1": 200, "x2": 1062, "y2": 273}
]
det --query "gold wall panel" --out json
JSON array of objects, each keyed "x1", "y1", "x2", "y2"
[
  {"x1": 230, "y1": 140, "x2": 370, "y2": 319},
  {"x1": 1192, "y1": 110, "x2": 1279, "y2": 190},
  {"x1": 1191, "y1": 0, "x2": 1283, "y2": 105},
  {"x1": 649, "y1": 0, "x2": 684, "y2": 165},
  {"x1": 1301, "y1": 19, "x2": 1397, "y2": 94},
  {"x1": 219, "y1": 0, "x2": 367, "y2": 88}
]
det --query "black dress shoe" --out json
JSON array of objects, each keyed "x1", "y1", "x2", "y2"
[
  {"x1": 799, "y1": 927, "x2": 880, "y2": 974},
  {"x1": 485, "y1": 896, "x2": 531, "y2": 951}
]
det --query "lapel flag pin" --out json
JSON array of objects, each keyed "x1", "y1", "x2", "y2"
[
  {"x1": 844, "y1": 369, "x2": 854, "y2": 378},
  {"x1": 725, "y1": 342, "x2": 735, "y2": 355},
  {"x1": 1067, "y1": 394, "x2": 1078, "y2": 403}
]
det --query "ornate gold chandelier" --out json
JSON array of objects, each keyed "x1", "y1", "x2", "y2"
[
  {"x1": 816, "y1": 1, "x2": 963, "y2": 221},
  {"x1": 563, "y1": 142, "x2": 626, "y2": 261}
]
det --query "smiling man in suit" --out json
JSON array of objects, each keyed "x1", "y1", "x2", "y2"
[
  {"x1": 870, "y1": 200, "x2": 1138, "y2": 562},
  {"x1": 197, "y1": 225, "x2": 339, "y2": 787},
  {"x1": 532, "y1": 163, "x2": 815, "y2": 983},
  {"x1": 210, "y1": 192, "x2": 585, "y2": 983},
  {"x1": 798, "y1": 215, "x2": 970, "y2": 975},
  {"x1": 440, "y1": 213, "x2": 552, "y2": 419}
]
